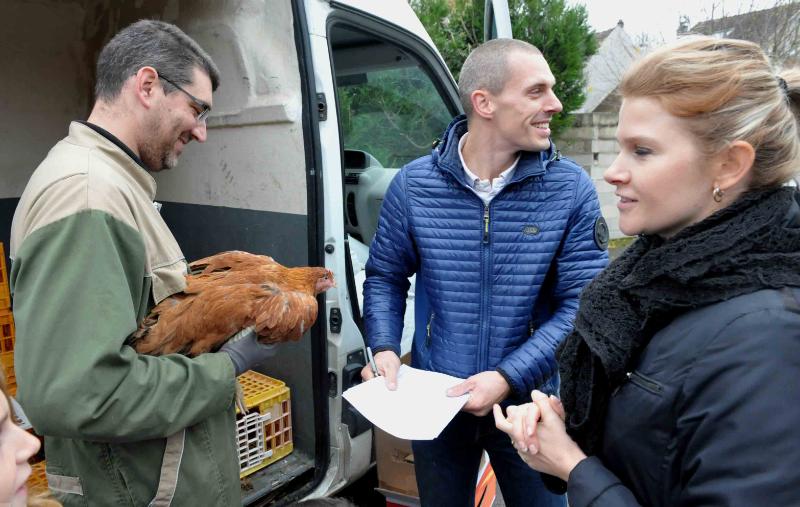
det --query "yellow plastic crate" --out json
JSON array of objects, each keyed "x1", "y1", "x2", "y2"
[
  {"x1": 235, "y1": 370, "x2": 293, "y2": 478},
  {"x1": 0, "y1": 309, "x2": 15, "y2": 354},
  {"x1": 0, "y1": 242, "x2": 9, "y2": 310},
  {"x1": 1, "y1": 350, "x2": 14, "y2": 397},
  {"x1": 27, "y1": 460, "x2": 49, "y2": 494}
]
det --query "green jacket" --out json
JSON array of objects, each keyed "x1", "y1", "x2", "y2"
[{"x1": 10, "y1": 122, "x2": 241, "y2": 506}]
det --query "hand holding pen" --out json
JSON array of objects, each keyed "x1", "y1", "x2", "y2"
[
  {"x1": 361, "y1": 347, "x2": 401, "y2": 390},
  {"x1": 366, "y1": 346, "x2": 380, "y2": 377}
]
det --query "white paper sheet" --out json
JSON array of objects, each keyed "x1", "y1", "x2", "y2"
[{"x1": 343, "y1": 364, "x2": 469, "y2": 440}]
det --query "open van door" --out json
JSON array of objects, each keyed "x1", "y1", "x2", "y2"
[
  {"x1": 301, "y1": 0, "x2": 462, "y2": 498},
  {"x1": 485, "y1": 0, "x2": 513, "y2": 40},
  {"x1": 302, "y1": 0, "x2": 513, "y2": 501}
]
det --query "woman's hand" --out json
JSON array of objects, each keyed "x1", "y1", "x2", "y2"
[{"x1": 493, "y1": 390, "x2": 587, "y2": 481}]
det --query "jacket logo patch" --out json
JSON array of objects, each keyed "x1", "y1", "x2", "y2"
[
  {"x1": 594, "y1": 216, "x2": 609, "y2": 250},
  {"x1": 522, "y1": 225, "x2": 540, "y2": 236}
]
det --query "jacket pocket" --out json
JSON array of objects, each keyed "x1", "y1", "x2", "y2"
[
  {"x1": 605, "y1": 369, "x2": 673, "y2": 494},
  {"x1": 626, "y1": 370, "x2": 664, "y2": 395},
  {"x1": 425, "y1": 312, "x2": 435, "y2": 348},
  {"x1": 45, "y1": 467, "x2": 88, "y2": 507},
  {"x1": 149, "y1": 259, "x2": 188, "y2": 305}
]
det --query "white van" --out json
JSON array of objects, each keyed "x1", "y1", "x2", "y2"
[{"x1": 0, "y1": 1, "x2": 511, "y2": 504}]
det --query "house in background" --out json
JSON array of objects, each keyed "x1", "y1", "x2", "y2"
[
  {"x1": 680, "y1": 2, "x2": 800, "y2": 67},
  {"x1": 557, "y1": 20, "x2": 639, "y2": 240}
]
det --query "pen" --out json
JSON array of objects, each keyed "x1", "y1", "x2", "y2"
[{"x1": 366, "y1": 346, "x2": 379, "y2": 377}]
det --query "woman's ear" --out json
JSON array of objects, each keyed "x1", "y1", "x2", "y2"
[{"x1": 715, "y1": 140, "x2": 756, "y2": 191}]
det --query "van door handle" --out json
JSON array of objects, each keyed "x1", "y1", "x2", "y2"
[{"x1": 329, "y1": 307, "x2": 342, "y2": 333}]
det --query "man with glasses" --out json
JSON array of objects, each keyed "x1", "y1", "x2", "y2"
[{"x1": 10, "y1": 20, "x2": 274, "y2": 506}]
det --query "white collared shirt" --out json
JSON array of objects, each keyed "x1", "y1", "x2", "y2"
[{"x1": 458, "y1": 132, "x2": 520, "y2": 205}]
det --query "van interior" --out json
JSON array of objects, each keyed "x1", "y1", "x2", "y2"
[{"x1": 0, "y1": 1, "x2": 458, "y2": 504}]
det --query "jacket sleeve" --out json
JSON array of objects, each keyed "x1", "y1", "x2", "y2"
[
  {"x1": 674, "y1": 305, "x2": 800, "y2": 505},
  {"x1": 497, "y1": 169, "x2": 608, "y2": 396},
  {"x1": 11, "y1": 209, "x2": 236, "y2": 443},
  {"x1": 363, "y1": 170, "x2": 419, "y2": 355},
  {"x1": 567, "y1": 457, "x2": 642, "y2": 506}
]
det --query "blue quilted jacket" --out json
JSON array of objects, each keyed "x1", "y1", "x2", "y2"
[{"x1": 364, "y1": 116, "x2": 608, "y2": 397}]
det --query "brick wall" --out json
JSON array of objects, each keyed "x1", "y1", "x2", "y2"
[{"x1": 557, "y1": 112, "x2": 625, "y2": 239}]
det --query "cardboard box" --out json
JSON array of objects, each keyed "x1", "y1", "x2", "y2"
[
  {"x1": 375, "y1": 427, "x2": 418, "y2": 499},
  {"x1": 375, "y1": 433, "x2": 498, "y2": 506},
  {"x1": 374, "y1": 353, "x2": 419, "y2": 503},
  {"x1": 373, "y1": 353, "x2": 498, "y2": 506}
]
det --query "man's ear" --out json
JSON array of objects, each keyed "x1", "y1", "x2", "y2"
[
  {"x1": 133, "y1": 66, "x2": 159, "y2": 109},
  {"x1": 471, "y1": 89, "x2": 494, "y2": 120},
  {"x1": 714, "y1": 140, "x2": 756, "y2": 191}
]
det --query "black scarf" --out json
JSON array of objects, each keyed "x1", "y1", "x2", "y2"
[{"x1": 559, "y1": 186, "x2": 800, "y2": 459}]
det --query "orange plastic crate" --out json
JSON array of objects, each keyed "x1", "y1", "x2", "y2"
[
  {"x1": 0, "y1": 350, "x2": 14, "y2": 397},
  {"x1": 0, "y1": 309, "x2": 15, "y2": 354},
  {"x1": 235, "y1": 371, "x2": 293, "y2": 478},
  {"x1": 27, "y1": 460, "x2": 49, "y2": 494},
  {"x1": 0, "y1": 242, "x2": 9, "y2": 310}
]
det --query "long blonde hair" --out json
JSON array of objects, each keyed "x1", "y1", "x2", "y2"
[{"x1": 620, "y1": 37, "x2": 800, "y2": 189}]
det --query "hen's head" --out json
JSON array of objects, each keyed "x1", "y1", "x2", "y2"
[
  {"x1": 285, "y1": 266, "x2": 336, "y2": 294},
  {"x1": 314, "y1": 268, "x2": 336, "y2": 294}
]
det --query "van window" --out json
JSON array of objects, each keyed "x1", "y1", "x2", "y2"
[
  {"x1": 330, "y1": 24, "x2": 455, "y2": 246},
  {"x1": 331, "y1": 25, "x2": 453, "y2": 170},
  {"x1": 337, "y1": 65, "x2": 452, "y2": 167}
]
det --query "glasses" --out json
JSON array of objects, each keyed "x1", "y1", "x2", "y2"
[{"x1": 158, "y1": 74, "x2": 211, "y2": 123}]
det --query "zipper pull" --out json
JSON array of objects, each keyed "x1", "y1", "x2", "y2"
[
  {"x1": 426, "y1": 313, "x2": 434, "y2": 347},
  {"x1": 483, "y1": 206, "x2": 490, "y2": 244}
]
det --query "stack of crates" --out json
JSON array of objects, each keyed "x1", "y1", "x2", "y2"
[
  {"x1": 0, "y1": 242, "x2": 15, "y2": 396},
  {"x1": 235, "y1": 370, "x2": 293, "y2": 478},
  {"x1": 27, "y1": 461, "x2": 49, "y2": 494}
]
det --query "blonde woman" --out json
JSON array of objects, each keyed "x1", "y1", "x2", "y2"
[{"x1": 494, "y1": 37, "x2": 800, "y2": 506}]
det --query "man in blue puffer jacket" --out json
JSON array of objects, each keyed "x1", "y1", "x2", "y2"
[{"x1": 362, "y1": 39, "x2": 608, "y2": 506}]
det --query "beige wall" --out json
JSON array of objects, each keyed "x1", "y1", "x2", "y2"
[
  {"x1": 0, "y1": 1, "x2": 93, "y2": 198},
  {"x1": 0, "y1": 0, "x2": 307, "y2": 216},
  {"x1": 558, "y1": 112, "x2": 625, "y2": 239}
]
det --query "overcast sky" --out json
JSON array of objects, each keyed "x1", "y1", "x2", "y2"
[{"x1": 568, "y1": 0, "x2": 782, "y2": 43}]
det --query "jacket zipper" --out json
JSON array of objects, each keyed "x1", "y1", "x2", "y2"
[
  {"x1": 426, "y1": 312, "x2": 435, "y2": 347},
  {"x1": 478, "y1": 203, "x2": 491, "y2": 371},
  {"x1": 483, "y1": 205, "x2": 490, "y2": 244},
  {"x1": 627, "y1": 371, "x2": 663, "y2": 395}
]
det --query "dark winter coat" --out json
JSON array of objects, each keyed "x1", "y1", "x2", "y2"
[{"x1": 566, "y1": 189, "x2": 800, "y2": 506}]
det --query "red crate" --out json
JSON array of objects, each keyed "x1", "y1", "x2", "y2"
[
  {"x1": 27, "y1": 460, "x2": 49, "y2": 494},
  {"x1": 1, "y1": 350, "x2": 15, "y2": 397},
  {"x1": 0, "y1": 309, "x2": 14, "y2": 354},
  {"x1": 0, "y1": 242, "x2": 9, "y2": 310}
]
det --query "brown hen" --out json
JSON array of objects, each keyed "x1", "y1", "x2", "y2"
[{"x1": 130, "y1": 250, "x2": 335, "y2": 357}]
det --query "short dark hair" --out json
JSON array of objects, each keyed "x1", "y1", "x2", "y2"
[
  {"x1": 458, "y1": 38, "x2": 542, "y2": 117},
  {"x1": 94, "y1": 19, "x2": 220, "y2": 101}
]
